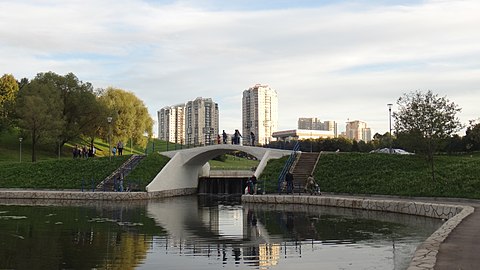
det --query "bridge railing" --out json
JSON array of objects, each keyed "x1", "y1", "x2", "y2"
[{"x1": 277, "y1": 141, "x2": 300, "y2": 193}]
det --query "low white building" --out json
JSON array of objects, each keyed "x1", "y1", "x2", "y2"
[{"x1": 272, "y1": 129, "x2": 335, "y2": 142}]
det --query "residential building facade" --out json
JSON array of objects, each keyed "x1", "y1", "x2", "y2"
[
  {"x1": 158, "y1": 104, "x2": 185, "y2": 144},
  {"x1": 185, "y1": 97, "x2": 219, "y2": 146},
  {"x1": 345, "y1": 120, "x2": 372, "y2": 142},
  {"x1": 158, "y1": 97, "x2": 219, "y2": 146},
  {"x1": 298, "y1": 117, "x2": 337, "y2": 137},
  {"x1": 242, "y1": 84, "x2": 278, "y2": 145},
  {"x1": 272, "y1": 129, "x2": 335, "y2": 142}
]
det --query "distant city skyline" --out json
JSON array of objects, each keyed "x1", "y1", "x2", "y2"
[{"x1": 1, "y1": 0, "x2": 479, "y2": 137}]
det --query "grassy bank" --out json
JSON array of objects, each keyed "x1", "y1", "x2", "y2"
[
  {"x1": 0, "y1": 155, "x2": 130, "y2": 189},
  {"x1": 126, "y1": 153, "x2": 170, "y2": 189},
  {"x1": 259, "y1": 152, "x2": 480, "y2": 199},
  {"x1": 209, "y1": 154, "x2": 259, "y2": 170}
]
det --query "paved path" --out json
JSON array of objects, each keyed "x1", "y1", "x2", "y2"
[{"x1": 435, "y1": 202, "x2": 480, "y2": 270}]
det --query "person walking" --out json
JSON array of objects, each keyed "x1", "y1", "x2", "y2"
[
  {"x1": 117, "y1": 141, "x2": 124, "y2": 156},
  {"x1": 250, "y1": 175, "x2": 258, "y2": 195},
  {"x1": 285, "y1": 172, "x2": 294, "y2": 194}
]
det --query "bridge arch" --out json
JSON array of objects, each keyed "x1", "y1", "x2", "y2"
[{"x1": 146, "y1": 145, "x2": 292, "y2": 193}]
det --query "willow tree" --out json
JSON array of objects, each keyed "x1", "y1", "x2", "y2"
[
  {"x1": 99, "y1": 87, "x2": 153, "y2": 150},
  {"x1": 0, "y1": 74, "x2": 19, "y2": 131},
  {"x1": 393, "y1": 90, "x2": 462, "y2": 181}
]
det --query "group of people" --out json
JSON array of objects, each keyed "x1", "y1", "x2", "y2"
[
  {"x1": 73, "y1": 144, "x2": 96, "y2": 159},
  {"x1": 73, "y1": 140, "x2": 125, "y2": 158},
  {"x1": 221, "y1": 130, "x2": 256, "y2": 146},
  {"x1": 283, "y1": 172, "x2": 321, "y2": 195},
  {"x1": 112, "y1": 141, "x2": 124, "y2": 156}
]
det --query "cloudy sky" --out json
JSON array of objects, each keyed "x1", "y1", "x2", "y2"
[{"x1": 1, "y1": 0, "x2": 479, "y2": 136}]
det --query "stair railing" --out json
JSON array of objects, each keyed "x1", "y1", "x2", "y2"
[
  {"x1": 277, "y1": 141, "x2": 301, "y2": 192},
  {"x1": 311, "y1": 151, "x2": 322, "y2": 175}
]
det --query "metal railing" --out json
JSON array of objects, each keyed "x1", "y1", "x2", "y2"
[{"x1": 277, "y1": 141, "x2": 300, "y2": 192}]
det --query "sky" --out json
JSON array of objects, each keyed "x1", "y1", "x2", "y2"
[{"x1": 1, "y1": 0, "x2": 479, "y2": 137}]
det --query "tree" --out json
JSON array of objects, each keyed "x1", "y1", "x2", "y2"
[
  {"x1": 99, "y1": 87, "x2": 153, "y2": 149},
  {"x1": 0, "y1": 74, "x2": 19, "y2": 131},
  {"x1": 393, "y1": 90, "x2": 462, "y2": 181},
  {"x1": 16, "y1": 79, "x2": 64, "y2": 162},
  {"x1": 465, "y1": 119, "x2": 480, "y2": 151},
  {"x1": 33, "y1": 72, "x2": 103, "y2": 152}
]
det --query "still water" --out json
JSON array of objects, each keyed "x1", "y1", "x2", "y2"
[{"x1": 0, "y1": 195, "x2": 442, "y2": 270}]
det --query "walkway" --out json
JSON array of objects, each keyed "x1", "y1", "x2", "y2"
[{"x1": 435, "y1": 201, "x2": 480, "y2": 270}]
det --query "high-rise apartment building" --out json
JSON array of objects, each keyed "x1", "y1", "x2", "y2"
[
  {"x1": 158, "y1": 97, "x2": 219, "y2": 146},
  {"x1": 185, "y1": 97, "x2": 219, "y2": 146},
  {"x1": 298, "y1": 118, "x2": 337, "y2": 137},
  {"x1": 345, "y1": 120, "x2": 372, "y2": 142},
  {"x1": 158, "y1": 104, "x2": 185, "y2": 144},
  {"x1": 242, "y1": 84, "x2": 278, "y2": 145}
]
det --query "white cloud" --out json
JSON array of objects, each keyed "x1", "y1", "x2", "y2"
[{"x1": 1, "y1": 0, "x2": 479, "y2": 136}]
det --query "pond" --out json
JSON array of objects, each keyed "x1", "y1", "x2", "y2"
[{"x1": 0, "y1": 195, "x2": 442, "y2": 270}]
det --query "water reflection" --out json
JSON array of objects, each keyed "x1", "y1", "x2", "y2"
[
  {"x1": 0, "y1": 196, "x2": 442, "y2": 270},
  {"x1": 144, "y1": 196, "x2": 442, "y2": 269}
]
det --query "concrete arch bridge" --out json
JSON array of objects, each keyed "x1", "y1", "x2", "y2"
[{"x1": 146, "y1": 145, "x2": 292, "y2": 193}]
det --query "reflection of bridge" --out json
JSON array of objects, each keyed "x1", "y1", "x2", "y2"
[
  {"x1": 146, "y1": 145, "x2": 292, "y2": 193},
  {"x1": 146, "y1": 196, "x2": 272, "y2": 245}
]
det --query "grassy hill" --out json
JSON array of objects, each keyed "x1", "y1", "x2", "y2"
[{"x1": 259, "y1": 152, "x2": 480, "y2": 199}]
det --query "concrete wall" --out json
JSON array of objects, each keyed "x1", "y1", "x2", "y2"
[{"x1": 0, "y1": 189, "x2": 197, "y2": 201}]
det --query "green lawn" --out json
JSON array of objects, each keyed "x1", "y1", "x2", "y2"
[
  {"x1": 259, "y1": 152, "x2": 480, "y2": 199},
  {"x1": 0, "y1": 155, "x2": 130, "y2": 189},
  {"x1": 209, "y1": 154, "x2": 259, "y2": 170},
  {"x1": 315, "y1": 152, "x2": 480, "y2": 198}
]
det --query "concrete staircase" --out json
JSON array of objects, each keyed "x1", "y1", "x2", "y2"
[
  {"x1": 291, "y1": 152, "x2": 320, "y2": 190},
  {"x1": 96, "y1": 154, "x2": 146, "y2": 191}
]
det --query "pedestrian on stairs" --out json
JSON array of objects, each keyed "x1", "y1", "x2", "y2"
[{"x1": 285, "y1": 172, "x2": 294, "y2": 194}]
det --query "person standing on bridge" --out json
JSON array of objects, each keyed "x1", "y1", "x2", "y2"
[
  {"x1": 250, "y1": 132, "x2": 255, "y2": 146},
  {"x1": 222, "y1": 130, "x2": 227, "y2": 144},
  {"x1": 234, "y1": 129, "x2": 242, "y2": 145}
]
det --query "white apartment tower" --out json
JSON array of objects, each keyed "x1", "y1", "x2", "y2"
[
  {"x1": 346, "y1": 120, "x2": 372, "y2": 142},
  {"x1": 158, "y1": 104, "x2": 185, "y2": 144},
  {"x1": 242, "y1": 84, "x2": 278, "y2": 145},
  {"x1": 185, "y1": 97, "x2": 219, "y2": 146}
]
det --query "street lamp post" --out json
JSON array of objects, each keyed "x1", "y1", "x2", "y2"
[
  {"x1": 107, "y1": 117, "x2": 112, "y2": 161},
  {"x1": 19, "y1": 137, "x2": 23, "y2": 163},
  {"x1": 387, "y1": 103, "x2": 393, "y2": 154}
]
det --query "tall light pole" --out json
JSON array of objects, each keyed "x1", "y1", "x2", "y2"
[
  {"x1": 387, "y1": 103, "x2": 393, "y2": 154},
  {"x1": 107, "y1": 116, "x2": 112, "y2": 161},
  {"x1": 19, "y1": 137, "x2": 23, "y2": 163}
]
